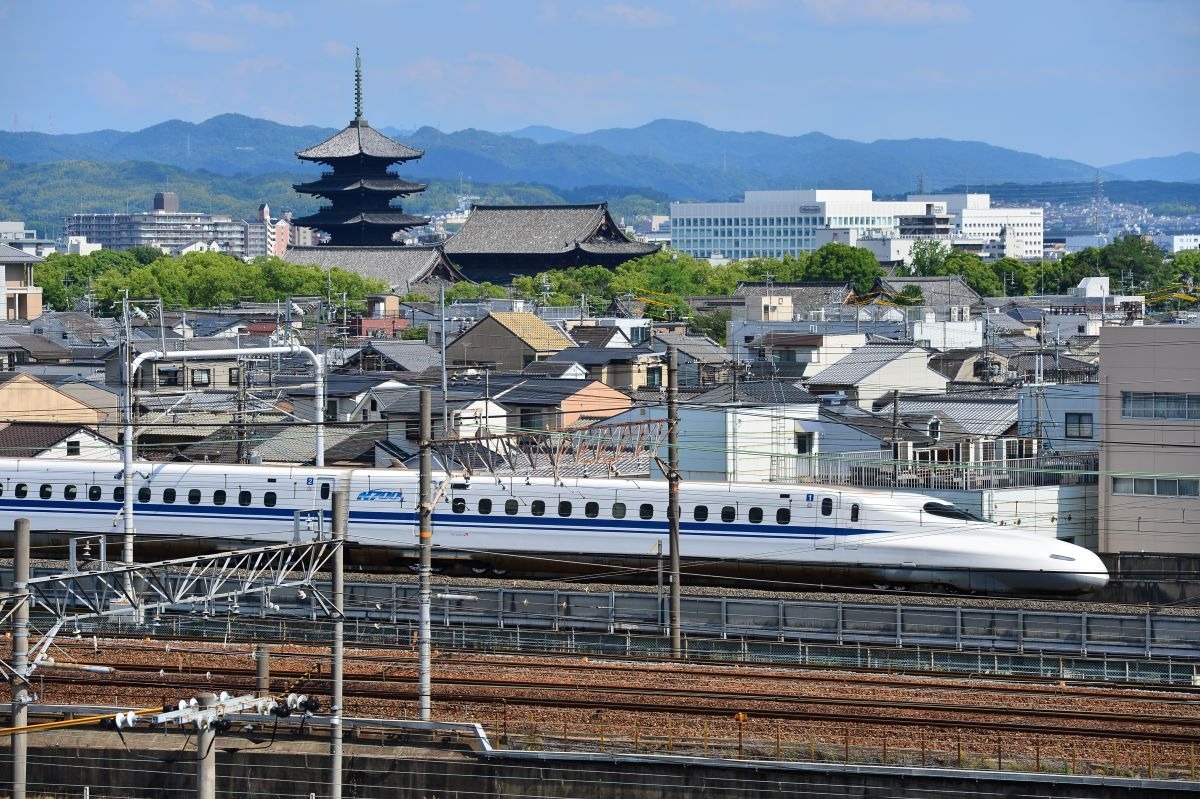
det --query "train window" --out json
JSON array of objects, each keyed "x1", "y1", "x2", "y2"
[
  {"x1": 137, "y1": 487, "x2": 151, "y2": 503},
  {"x1": 213, "y1": 490, "x2": 226, "y2": 506},
  {"x1": 505, "y1": 499, "x2": 519, "y2": 515},
  {"x1": 15, "y1": 483, "x2": 26, "y2": 498},
  {"x1": 478, "y1": 498, "x2": 492, "y2": 514},
  {"x1": 585, "y1": 501, "x2": 599, "y2": 518},
  {"x1": 40, "y1": 484, "x2": 53, "y2": 499},
  {"x1": 113, "y1": 487, "x2": 124, "y2": 502},
  {"x1": 531, "y1": 500, "x2": 545, "y2": 516},
  {"x1": 850, "y1": 504, "x2": 860, "y2": 522},
  {"x1": 721, "y1": 506, "x2": 736, "y2": 523},
  {"x1": 64, "y1": 485, "x2": 78, "y2": 501},
  {"x1": 748, "y1": 507, "x2": 763, "y2": 524},
  {"x1": 163, "y1": 488, "x2": 176, "y2": 504},
  {"x1": 264, "y1": 492, "x2": 277, "y2": 508},
  {"x1": 88, "y1": 486, "x2": 102, "y2": 501},
  {"x1": 558, "y1": 500, "x2": 572, "y2": 517},
  {"x1": 452, "y1": 497, "x2": 466, "y2": 513},
  {"x1": 321, "y1": 483, "x2": 331, "y2": 500},
  {"x1": 776, "y1": 508, "x2": 790, "y2": 524},
  {"x1": 238, "y1": 491, "x2": 252, "y2": 507},
  {"x1": 639, "y1": 503, "x2": 654, "y2": 520},
  {"x1": 820, "y1": 498, "x2": 833, "y2": 516},
  {"x1": 188, "y1": 489, "x2": 201, "y2": 505},
  {"x1": 922, "y1": 502, "x2": 988, "y2": 522},
  {"x1": 612, "y1": 502, "x2": 626, "y2": 519},
  {"x1": 694, "y1": 505, "x2": 709, "y2": 522}
]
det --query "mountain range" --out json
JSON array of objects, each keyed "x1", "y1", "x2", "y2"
[{"x1": 2, "y1": 114, "x2": 1197, "y2": 200}]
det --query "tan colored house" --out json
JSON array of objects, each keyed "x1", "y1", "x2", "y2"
[
  {"x1": 0, "y1": 373, "x2": 102, "y2": 425},
  {"x1": 0, "y1": 243, "x2": 44, "y2": 321},
  {"x1": 493, "y1": 378, "x2": 631, "y2": 431},
  {"x1": 1099, "y1": 325, "x2": 1200, "y2": 554},
  {"x1": 446, "y1": 311, "x2": 575, "y2": 371}
]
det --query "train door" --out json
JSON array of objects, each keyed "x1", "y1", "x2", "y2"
[
  {"x1": 812, "y1": 492, "x2": 840, "y2": 549},
  {"x1": 842, "y1": 497, "x2": 862, "y2": 550}
]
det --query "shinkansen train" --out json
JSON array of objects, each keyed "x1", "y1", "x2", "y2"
[{"x1": 0, "y1": 458, "x2": 1109, "y2": 595}]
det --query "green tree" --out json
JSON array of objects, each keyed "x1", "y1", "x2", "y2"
[
  {"x1": 444, "y1": 281, "x2": 509, "y2": 301},
  {"x1": 909, "y1": 239, "x2": 949, "y2": 277},
  {"x1": 689, "y1": 309, "x2": 730, "y2": 344},
  {"x1": 1170, "y1": 250, "x2": 1200, "y2": 288},
  {"x1": 944, "y1": 250, "x2": 1002, "y2": 297},
  {"x1": 804, "y1": 243, "x2": 883, "y2": 294}
]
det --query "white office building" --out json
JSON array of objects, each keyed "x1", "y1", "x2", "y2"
[
  {"x1": 1153, "y1": 234, "x2": 1200, "y2": 254},
  {"x1": 671, "y1": 190, "x2": 1043, "y2": 262}
]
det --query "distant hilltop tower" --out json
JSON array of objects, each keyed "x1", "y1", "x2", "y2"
[{"x1": 290, "y1": 50, "x2": 429, "y2": 246}]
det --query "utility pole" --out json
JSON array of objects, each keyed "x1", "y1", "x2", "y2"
[
  {"x1": 666, "y1": 346, "x2": 682, "y2": 658},
  {"x1": 11, "y1": 518, "x2": 29, "y2": 799},
  {"x1": 330, "y1": 487, "x2": 347, "y2": 799},
  {"x1": 197, "y1": 693, "x2": 217, "y2": 799},
  {"x1": 417, "y1": 388, "x2": 433, "y2": 720}
]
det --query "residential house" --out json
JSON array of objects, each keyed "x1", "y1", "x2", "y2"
[
  {"x1": 804, "y1": 343, "x2": 947, "y2": 410},
  {"x1": 446, "y1": 311, "x2": 575, "y2": 371},
  {"x1": 0, "y1": 333, "x2": 71, "y2": 369},
  {"x1": 650, "y1": 332, "x2": 729, "y2": 386},
  {"x1": 287, "y1": 375, "x2": 409, "y2": 424},
  {"x1": 335, "y1": 340, "x2": 441, "y2": 374},
  {"x1": 747, "y1": 332, "x2": 867, "y2": 380},
  {"x1": 0, "y1": 421, "x2": 120, "y2": 459},
  {"x1": 0, "y1": 373, "x2": 103, "y2": 425},
  {"x1": 547, "y1": 346, "x2": 662, "y2": 391},
  {"x1": 1017, "y1": 382, "x2": 1100, "y2": 453},
  {"x1": 0, "y1": 243, "x2": 44, "y2": 321},
  {"x1": 493, "y1": 378, "x2": 631, "y2": 433}
]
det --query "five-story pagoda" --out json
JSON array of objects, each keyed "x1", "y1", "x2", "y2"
[{"x1": 292, "y1": 51, "x2": 429, "y2": 246}]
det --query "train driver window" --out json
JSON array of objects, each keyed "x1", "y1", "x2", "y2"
[
  {"x1": 64, "y1": 485, "x2": 78, "y2": 500},
  {"x1": 15, "y1": 483, "x2": 26, "y2": 498},
  {"x1": 188, "y1": 489, "x2": 202, "y2": 505},
  {"x1": 694, "y1": 505, "x2": 709, "y2": 522},
  {"x1": 505, "y1": 499, "x2": 519, "y2": 515},
  {"x1": 478, "y1": 498, "x2": 492, "y2": 514},
  {"x1": 850, "y1": 504, "x2": 860, "y2": 522},
  {"x1": 88, "y1": 486, "x2": 102, "y2": 501},
  {"x1": 721, "y1": 506, "x2": 736, "y2": 523},
  {"x1": 748, "y1": 507, "x2": 763, "y2": 523},
  {"x1": 558, "y1": 501, "x2": 572, "y2": 517},
  {"x1": 452, "y1": 497, "x2": 466, "y2": 513},
  {"x1": 137, "y1": 487, "x2": 151, "y2": 503},
  {"x1": 639, "y1": 503, "x2": 654, "y2": 519},
  {"x1": 531, "y1": 500, "x2": 545, "y2": 516},
  {"x1": 612, "y1": 502, "x2": 626, "y2": 519},
  {"x1": 213, "y1": 490, "x2": 226, "y2": 506},
  {"x1": 163, "y1": 488, "x2": 176, "y2": 504},
  {"x1": 820, "y1": 497, "x2": 833, "y2": 516},
  {"x1": 585, "y1": 501, "x2": 599, "y2": 518},
  {"x1": 40, "y1": 484, "x2": 53, "y2": 499},
  {"x1": 776, "y1": 508, "x2": 791, "y2": 524}
]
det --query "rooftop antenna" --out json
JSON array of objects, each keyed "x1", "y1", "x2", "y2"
[{"x1": 354, "y1": 47, "x2": 363, "y2": 122}]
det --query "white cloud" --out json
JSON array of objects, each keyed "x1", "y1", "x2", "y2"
[
  {"x1": 84, "y1": 69, "x2": 140, "y2": 109},
  {"x1": 228, "y1": 55, "x2": 287, "y2": 77},
  {"x1": 229, "y1": 3, "x2": 295, "y2": 27},
  {"x1": 579, "y1": 3, "x2": 676, "y2": 28}
]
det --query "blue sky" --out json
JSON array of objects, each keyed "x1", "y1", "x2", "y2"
[{"x1": 2, "y1": 0, "x2": 1197, "y2": 166}]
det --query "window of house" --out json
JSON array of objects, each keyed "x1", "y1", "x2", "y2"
[
  {"x1": 531, "y1": 500, "x2": 545, "y2": 516},
  {"x1": 191, "y1": 368, "x2": 211, "y2": 388},
  {"x1": 1114, "y1": 476, "x2": 1200, "y2": 497},
  {"x1": 776, "y1": 508, "x2": 790, "y2": 524},
  {"x1": 157, "y1": 366, "x2": 181, "y2": 387},
  {"x1": 645, "y1": 367, "x2": 662, "y2": 387},
  {"x1": 694, "y1": 505, "x2": 709, "y2": 522},
  {"x1": 639, "y1": 503, "x2": 654, "y2": 519},
  {"x1": 66, "y1": 440, "x2": 81, "y2": 457},
  {"x1": 519, "y1": 407, "x2": 545, "y2": 431},
  {"x1": 229, "y1": 367, "x2": 240, "y2": 387},
  {"x1": 795, "y1": 434, "x2": 813, "y2": 455},
  {"x1": 1065, "y1": 412, "x2": 1093, "y2": 439},
  {"x1": 405, "y1": 420, "x2": 420, "y2": 440},
  {"x1": 478, "y1": 498, "x2": 492, "y2": 514}
]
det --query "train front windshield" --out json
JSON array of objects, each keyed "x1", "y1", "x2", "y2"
[{"x1": 922, "y1": 502, "x2": 991, "y2": 523}]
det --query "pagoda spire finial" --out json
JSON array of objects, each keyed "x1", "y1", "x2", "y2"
[{"x1": 354, "y1": 47, "x2": 363, "y2": 121}]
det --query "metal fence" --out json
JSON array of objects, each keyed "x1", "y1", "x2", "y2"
[{"x1": 799, "y1": 451, "x2": 1099, "y2": 491}]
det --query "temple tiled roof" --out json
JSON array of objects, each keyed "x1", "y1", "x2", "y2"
[
  {"x1": 283, "y1": 245, "x2": 468, "y2": 291},
  {"x1": 296, "y1": 120, "x2": 424, "y2": 162},
  {"x1": 736, "y1": 281, "x2": 856, "y2": 308},
  {"x1": 875, "y1": 275, "x2": 982, "y2": 308},
  {"x1": 444, "y1": 204, "x2": 657, "y2": 256}
]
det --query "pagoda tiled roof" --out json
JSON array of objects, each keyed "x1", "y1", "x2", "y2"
[
  {"x1": 290, "y1": 211, "x2": 430, "y2": 227},
  {"x1": 296, "y1": 120, "x2": 423, "y2": 162},
  {"x1": 293, "y1": 175, "x2": 427, "y2": 194},
  {"x1": 444, "y1": 204, "x2": 657, "y2": 257}
]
